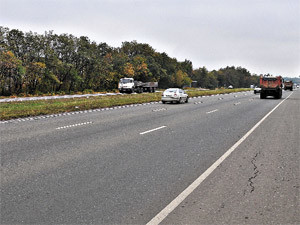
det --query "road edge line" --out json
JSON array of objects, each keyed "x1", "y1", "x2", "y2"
[{"x1": 146, "y1": 92, "x2": 293, "y2": 225}]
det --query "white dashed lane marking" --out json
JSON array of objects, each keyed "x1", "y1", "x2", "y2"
[
  {"x1": 153, "y1": 108, "x2": 167, "y2": 112},
  {"x1": 140, "y1": 126, "x2": 167, "y2": 135},
  {"x1": 206, "y1": 109, "x2": 219, "y2": 114},
  {"x1": 234, "y1": 102, "x2": 241, "y2": 105},
  {"x1": 56, "y1": 121, "x2": 93, "y2": 130}
]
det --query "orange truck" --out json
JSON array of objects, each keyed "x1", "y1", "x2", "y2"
[
  {"x1": 260, "y1": 75, "x2": 283, "y2": 99},
  {"x1": 284, "y1": 81, "x2": 293, "y2": 91}
]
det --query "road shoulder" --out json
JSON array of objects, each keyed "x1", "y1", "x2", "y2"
[{"x1": 161, "y1": 91, "x2": 300, "y2": 224}]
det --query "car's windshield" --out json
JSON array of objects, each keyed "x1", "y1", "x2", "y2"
[{"x1": 120, "y1": 78, "x2": 132, "y2": 84}]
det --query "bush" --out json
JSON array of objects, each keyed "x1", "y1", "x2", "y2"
[
  {"x1": 83, "y1": 89, "x2": 94, "y2": 94},
  {"x1": 56, "y1": 91, "x2": 65, "y2": 95}
]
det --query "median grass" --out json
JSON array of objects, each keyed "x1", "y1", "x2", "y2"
[{"x1": 0, "y1": 88, "x2": 250, "y2": 120}]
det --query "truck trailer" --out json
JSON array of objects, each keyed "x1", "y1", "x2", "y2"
[
  {"x1": 118, "y1": 78, "x2": 158, "y2": 93},
  {"x1": 260, "y1": 75, "x2": 283, "y2": 99}
]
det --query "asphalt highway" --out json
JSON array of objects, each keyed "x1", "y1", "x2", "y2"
[{"x1": 1, "y1": 89, "x2": 299, "y2": 224}]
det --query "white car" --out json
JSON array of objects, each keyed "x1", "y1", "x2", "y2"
[
  {"x1": 161, "y1": 88, "x2": 189, "y2": 104},
  {"x1": 254, "y1": 86, "x2": 261, "y2": 94}
]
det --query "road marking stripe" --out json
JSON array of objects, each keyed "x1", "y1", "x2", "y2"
[
  {"x1": 146, "y1": 92, "x2": 293, "y2": 225},
  {"x1": 153, "y1": 108, "x2": 167, "y2": 112},
  {"x1": 56, "y1": 121, "x2": 93, "y2": 130},
  {"x1": 140, "y1": 126, "x2": 166, "y2": 135},
  {"x1": 206, "y1": 109, "x2": 218, "y2": 114}
]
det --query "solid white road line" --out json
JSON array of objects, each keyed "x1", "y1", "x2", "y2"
[
  {"x1": 146, "y1": 92, "x2": 293, "y2": 225},
  {"x1": 140, "y1": 126, "x2": 167, "y2": 135},
  {"x1": 206, "y1": 109, "x2": 218, "y2": 114}
]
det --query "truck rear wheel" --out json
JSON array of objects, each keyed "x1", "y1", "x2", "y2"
[{"x1": 275, "y1": 90, "x2": 282, "y2": 99}]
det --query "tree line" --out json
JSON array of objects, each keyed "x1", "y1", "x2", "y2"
[{"x1": 0, "y1": 27, "x2": 260, "y2": 96}]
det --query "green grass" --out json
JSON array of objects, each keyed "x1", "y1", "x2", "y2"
[
  {"x1": 185, "y1": 88, "x2": 250, "y2": 97},
  {"x1": 0, "y1": 88, "x2": 251, "y2": 120}
]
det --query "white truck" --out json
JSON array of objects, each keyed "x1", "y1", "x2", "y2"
[{"x1": 118, "y1": 78, "x2": 158, "y2": 93}]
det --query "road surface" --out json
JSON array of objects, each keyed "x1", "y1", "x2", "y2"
[{"x1": 1, "y1": 90, "x2": 299, "y2": 224}]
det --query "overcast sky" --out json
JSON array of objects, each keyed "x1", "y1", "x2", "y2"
[{"x1": 1, "y1": 0, "x2": 300, "y2": 77}]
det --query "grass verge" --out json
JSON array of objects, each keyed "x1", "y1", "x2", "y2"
[{"x1": 1, "y1": 88, "x2": 251, "y2": 120}]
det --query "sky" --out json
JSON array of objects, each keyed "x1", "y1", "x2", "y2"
[{"x1": 1, "y1": 0, "x2": 300, "y2": 77}]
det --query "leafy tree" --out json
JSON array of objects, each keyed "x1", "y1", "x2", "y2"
[
  {"x1": 6, "y1": 29, "x2": 25, "y2": 59},
  {"x1": 0, "y1": 50, "x2": 25, "y2": 95},
  {"x1": 207, "y1": 72, "x2": 218, "y2": 89},
  {"x1": 179, "y1": 59, "x2": 193, "y2": 76},
  {"x1": 192, "y1": 67, "x2": 209, "y2": 88},
  {"x1": 0, "y1": 26, "x2": 9, "y2": 51},
  {"x1": 24, "y1": 62, "x2": 46, "y2": 94},
  {"x1": 132, "y1": 56, "x2": 151, "y2": 82},
  {"x1": 121, "y1": 41, "x2": 155, "y2": 58},
  {"x1": 171, "y1": 70, "x2": 192, "y2": 87},
  {"x1": 123, "y1": 62, "x2": 135, "y2": 77}
]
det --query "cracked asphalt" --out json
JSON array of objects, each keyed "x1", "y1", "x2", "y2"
[
  {"x1": 162, "y1": 91, "x2": 300, "y2": 224},
  {"x1": 248, "y1": 151, "x2": 260, "y2": 193}
]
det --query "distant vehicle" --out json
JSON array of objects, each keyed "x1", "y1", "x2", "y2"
[
  {"x1": 228, "y1": 85, "x2": 233, "y2": 89},
  {"x1": 161, "y1": 88, "x2": 189, "y2": 104},
  {"x1": 260, "y1": 75, "x2": 283, "y2": 99},
  {"x1": 254, "y1": 86, "x2": 261, "y2": 94},
  {"x1": 284, "y1": 81, "x2": 293, "y2": 91},
  {"x1": 118, "y1": 78, "x2": 158, "y2": 93}
]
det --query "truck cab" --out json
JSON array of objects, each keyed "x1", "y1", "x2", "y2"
[
  {"x1": 118, "y1": 78, "x2": 135, "y2": 93},
  {"x1": 118, "y1": 78, "x2": 158, "y2": 93}
]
